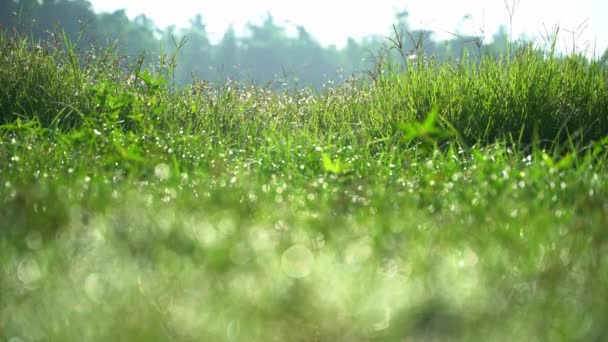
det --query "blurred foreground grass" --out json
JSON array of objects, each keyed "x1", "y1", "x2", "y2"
[{"x1": 1, "y1": 28, "x2": 608, "y2": 341}]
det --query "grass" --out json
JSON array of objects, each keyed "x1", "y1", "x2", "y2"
[{"x1": 1, "y1": 27, "x2": 608, "y2": 341}]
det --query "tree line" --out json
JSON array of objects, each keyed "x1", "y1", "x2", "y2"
[{"x1": 2, "y1": 0, "x2": 603, "y2": 89}]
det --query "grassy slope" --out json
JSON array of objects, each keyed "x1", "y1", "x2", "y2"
[{"x1": 1, "y1": 29, "x2": 608, "y2": 341}]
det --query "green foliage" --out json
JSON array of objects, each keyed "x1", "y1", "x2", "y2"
[
  {"x1": 396, "y1": 106, "x2": 456, "y2": 148},
  {"x1": 1, "y1": 26, "x2": 608, "y2": 342},
  {"x1": 322, "y1": 153, "x2": 351, "y2": 175},
  {"x1": 372, "y1": 44, "x2": 608, "y2": 146}
]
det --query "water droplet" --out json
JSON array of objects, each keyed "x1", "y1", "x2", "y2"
[
  {"x1": 17, "y1": 257, "x2": 42, "y2": 285},
  {"x1": 248, "y1": 227, "x2": 275, "y2": 253},
  {"x1": 371, "y1": 305, "x2": 391, "y2": 331},
  {"x1": 345, "y1": 237, "x2": 373, "y2": 264},
  {"x1": 281, "y1": 245, "x2": 314, "y2": 278},
  {"x1": 459, "y1": 248, "x2": 479, "y2": 268},
  {"x1": 155, "y1": 163, "x2": 170, "y2": 180}
]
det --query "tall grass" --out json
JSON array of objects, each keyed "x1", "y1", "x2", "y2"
[{"x1": 1, "y1": 28, "x2": 608, "y2": 341}]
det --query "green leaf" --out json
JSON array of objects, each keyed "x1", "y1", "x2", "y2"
[
  {"x1": 555, "y1": 153, "x2": 573, "y2": 170},
  {"x1": 322, "y1": 153, "x2": 349, "y2": 174},
  {"x1": 541, "y1": 152, "x2": 554, "y2": 167},
  {"x1": 398, "y1": 106, "x2": 446, "y2": 145},
  {"x1": 542, "y1": 152, "x2": 573, "y2": 170},
  {"x1": 422, "y1": 106, "x2": 439, "y2": 132}
]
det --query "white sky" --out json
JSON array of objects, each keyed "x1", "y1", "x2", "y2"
[{"x1": 90, "y1": 0, "x2": 608, "y2": 56}]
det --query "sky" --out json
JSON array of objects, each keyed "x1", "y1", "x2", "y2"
[{"x1": 89, "y1": 0, "x2": 608, "y2": 56}]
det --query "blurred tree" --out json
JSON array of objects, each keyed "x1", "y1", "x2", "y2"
[
  {"x1": 0, "y1": 1, "x2": 16, "y2": 29},
  {"x1": 408, "y1": 29, "x2": 436, "y2": 55},
  {"x1": 96, "y1": 9, "x2": 130, "y2": 38},
  {"x1": 129, "y1": 14, "x2": 159, "y2": 54},
  {"x1": 288, "y1": 25, "x2": 333, "y2": 86},
  {"x1": 96, "y1": 10, "x2": 158, "y2": 56},
  {"x1": 38, "y1": 0, "x2": 94, "y2": 38},
  {"x1": 393, "y1": 9, "x2": 410, "y2": 36},
  {"x1": 216, "y1": 25, "x2": 239, "y2": 77},
  {"x1": 6, "y1": 0, "x2": 41, "y2": 34},
  {"x1": 176, "y1": 14, "x2": 212, "y2": 83},
  {"x1": 444, "y1": 34, "x2": 482, "y2": 60},
  {"x1": 490, "y1": 25, "x2": 510, "y2": 55},
  {"x1": 0, "y1": 2, "x2": 531, "y2": 89},
  {"x1": 344, "y1": 38, "x2": 364, "y2": 72},
  {"x1": 242, "y1": 14, "x2": 288, "y2": 83}
]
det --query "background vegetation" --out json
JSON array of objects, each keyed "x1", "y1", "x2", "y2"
[{"x1": 0, "y1": 0, "x2": 532, "y2": 88}]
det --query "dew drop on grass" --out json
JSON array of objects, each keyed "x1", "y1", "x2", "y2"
[
  {"x1": 155, "y1": 163, "x2": 170, "y2": 180},
  {"x1": 345, "y1": 237, "x2": 373, "y2": 264},
  {"x1": 248, "y1": 227, "x2": 275, "y2": 253},
  {"x1": 371, "y1": 305, "x2": 391, "y2": 331},
  {"x1": 17, "y1": 257, "x2": 42, "y2": 285},
  {"x1": 281, "y1": 245, "x2": 314, "y2": 278},
  {"x1": 198, "y1": 225, "x2": 218, "y2": 247},
  {"x1": 458, "y1": 248, "x2": 479, "y2": 268}
]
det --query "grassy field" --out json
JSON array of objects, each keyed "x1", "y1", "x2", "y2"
[{"x1": 1, "y1": 28, "x2": 608, "y2": 341}]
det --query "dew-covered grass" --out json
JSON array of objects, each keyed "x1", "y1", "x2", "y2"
[{"x1": 1, "y1": 28, "x2": 608, "y2": 341}]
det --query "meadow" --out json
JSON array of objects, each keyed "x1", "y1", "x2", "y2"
[{"x1": 1, "y1": 28, "x2": 608, "y2": 341}]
